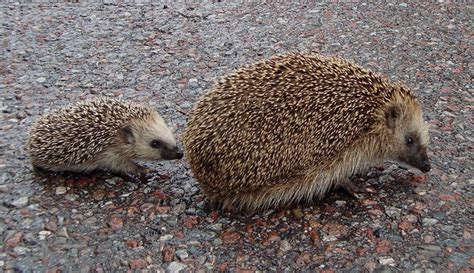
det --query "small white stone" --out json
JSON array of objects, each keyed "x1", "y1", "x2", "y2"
[
  {"x1": 159, "y1": 234, "x2": 174, "y2": 241},
  {"x1": 166, "y1": 261, "x2": 187, "y2": 273},
  {"x1": 188, "y1": 78, "x2": 199, "y2": 89},
  {"x1": 378, "y1": 256, "x2": 396, "y2": 266},
  {"x1": 11, "y1": 197, "x2": 28, "y2": 208},
  {"x1": 422, "y1": 218, "x2": 439, "y2": 226},
  {"x1": 36, "y1": 77, "x2": 46, "y2": 83},
  {"x1": 38, "y1": 230, "x2": 52, "y2": 240},
  {"x1": 55, "y1": 186, "x2": 67, "y2": 195},
  {"x1": 175, "y1": 250, "x2": 189, "y2": 261}
]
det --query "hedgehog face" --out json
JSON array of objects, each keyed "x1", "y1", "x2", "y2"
[
  {"x1": 122, "y1": 113, "x2": 183, "y2": 161},
  {"x1": 385, "y1": 104, "x2": 431, "y2": 173}
]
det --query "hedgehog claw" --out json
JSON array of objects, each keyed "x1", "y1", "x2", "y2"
[{"x1": 339, "y1": 179, "x2": 368, "y2": 197}]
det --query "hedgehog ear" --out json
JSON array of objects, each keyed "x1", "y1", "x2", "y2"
[
  {"x1": 385, "y1": 105, "x2": 401, "y2": 130},
  {"x1": 120, "y1": 126, "x2": 135, "y2": 144}
]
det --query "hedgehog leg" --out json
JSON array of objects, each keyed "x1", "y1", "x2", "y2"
[
  {"x1": 107, "y1": 160, "x2": 145, "y2": 176},
  {"x1": 338, "y1": 179, "x2": 368, "y2": 197}
]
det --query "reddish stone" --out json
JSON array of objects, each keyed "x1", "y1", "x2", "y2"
[
  {"x1": 308, "y1": 220, "x2": 323, "y2": 229},
  {"x1": 322, "y1": 223, "x2": 349, "y2": 237},
  {"x1": 129, "y1": 259, "x2": 147, "y2": 269},
  {"x1": 154, "y1": 205, "x2": 170, "y2": 214},
  {"x1": 294, "y1": 253, "x2": 311, "y2": 266},
  {"x1": 174, "y1": 230, "x2": 185, "y2": 239},
  {"x1": 367, "y1": 209, "x2": 384, "y2": 217},
  {"x1": 398, "y1": 221, "x2": 412, "y2": 231},
  {"x1": 221, "y1": 230, "x2": 241, "y2": 244},
  {"x1": 210, "y1": 211, "x2": 219, "y2": 222},
  {"x1": 108, "y1": 216, "x2": 123, "y2": 230},
  {"x1": 153, "y1": 191, "x2": 168, "y2": 200},
  {"x1": 92, "y1": 189, "x2": 105, "y2": 200},
  {"x1": 409, "y1": 175, "x2": 428, "y2": 185},
  {"x1": 376, "y1": 240, "x2": 391, "y2": 253},
  {"x1": 76, "y1": 177, "x2": 93, "y2": 187},
  {"x1": 5, "y1": 232, "x2": 23, "y2": 248},
  {"x1": 254, "y1": 218, "x2": 267, "y2": 226},
  {"x1": 361, "y1": 199, "x2": 378, "y2": 206},
  {"x1": 162, "y1": 246, "x2": 175, "y2": 263},
  {"x1": 183, "y1": 216, "x2": 199, "y2": 229},
  {"x1": 20, "y1": 208, "x2": 31, "y2": 216},
  {"x1": 309, "y1": 230, "x2": 320, "y2": 244},
  {"x1": 218, "y1": 262, "x2": 228, "y2": 273},
  {"x1": 127, "y1": 207, "x2": 138, "y2": 218},
  {"x1": 47, "y1": 267, "x2": 62, "y2": 273},
  {"x1": 356, "y1": 247, "x2": 369, "y2": 256},
  {"x1": 463, "y1": 228, "x2": 472, "y2": 240},
  {"x1": 125, "y1": 240, "x2": 139, "y2": 249},
  {"x1": 245, "y1": 224, "x2": 254, "y2": 234},
  {"x1": 439, "y1": 193, "x2": 460, "y2": 202}
]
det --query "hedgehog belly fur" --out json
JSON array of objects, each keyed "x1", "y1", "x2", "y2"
[{"x1": 211, "y1": 135, "x2": 386, "y2": 211}]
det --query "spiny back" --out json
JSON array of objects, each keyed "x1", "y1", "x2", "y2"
[
  {"x1": 184, "y1": 53, "x2": 417, "y2": 196},
  {"x1": 27, "y1": 97, "x2": 153, "y2": 165}
]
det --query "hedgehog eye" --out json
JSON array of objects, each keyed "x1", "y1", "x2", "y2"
[
  {"x1": 406, "y1": 137, "x2": 414, "y2": 146},
  {"x1": 150, "y1": 140, "x2": 162, "y2": 149}
]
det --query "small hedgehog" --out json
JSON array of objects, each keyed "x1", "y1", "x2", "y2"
[
  {"x1": 183, "y1": 53, "x2": 431, "y2": 212},
  {"x1": 27, "y1": 96, "x2": 183, "y2": 175}
]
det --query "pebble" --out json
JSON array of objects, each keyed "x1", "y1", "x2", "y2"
[
  {"x1": 65, "y1": 194, "x2": 79, "y2": 201},
  {"x1": 188, "y1": 78, "x2": 199, "y2": 89},
  {"x1": 166, "y1": 261, "x2": 187, "y2": 273},
  {"x1": 11, "y1": 196, "x2": 29, "y2": 208},
  {"x1": 385, "y1": 207, "x2": 401, "y2": 219},
  {"x1": 279, "y1": 240, "x2": 292, "y2": 253},
  {"x1": 159, "y1": 234, "x2": 174, "y2": 241},
  {"x1": 58, "y1": 227, "x2": 69, "y2": 238},
  {"x1": 36, "y1": 77, "x2": 46, "y2": 83},
  {"x1": 38, "y1": 230, "x2": 52, "y2": 240},
  {"x1": 13, "y1": 246, "x2": 30, "y2": 255},
  {"x1": 175, "y1": 250, "x2": 189, "y2": 261},
  {"x1": 378, "y1": 257, "x2": 396, "y2": 266},
  {"x1": 441, "y1": 225, "x2": 454, "y2": 232},
  {"x1": 322, "y1": 235, "x2": 337, "y2": 242},
  {"x1": 55, "y1": 186, "x2": 67, "y2": 195},
  {"x1": 422, "y1": 218, "x2": 439, "y2": 226},
  {"x1": 449, "y1": 252, "x2": 468, "y2": 266},
  {"x1": 419, "y1": 244, "x2": 442, "y2": 252}
]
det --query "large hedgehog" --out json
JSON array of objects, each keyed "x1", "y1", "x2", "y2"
[
  {"x1": 27, "y1": 96, "x2": 183, "y2": 175},
  {"x1": 183, "y1": 53, "x2": 431, "y2": 211}
]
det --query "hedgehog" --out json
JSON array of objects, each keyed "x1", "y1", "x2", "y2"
[
  {"x1": 183, "y1": 52, "x2": 431, "y2": 212},
  {"x1": 26, "y1": 96, "x2": 183, "y2": 175}
]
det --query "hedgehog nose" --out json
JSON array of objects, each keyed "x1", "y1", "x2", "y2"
[
  {"x1": 175, "y1": 148, "x2": 184, "y2": 159},
  {"x1": 420, "y1": 160, "x2": 431, "y2": 173}
]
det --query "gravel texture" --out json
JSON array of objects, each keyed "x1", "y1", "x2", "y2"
[{"x1": 1, "y1": 2, "x2": 472, "y2": 272}]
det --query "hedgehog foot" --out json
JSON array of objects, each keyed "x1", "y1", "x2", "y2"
[
  {"x1": 32, "y1": 164, "x2": 51, "y2": 177},
  {"x1": 339, "y1": 179, "x2": 367, "y2": 197}
]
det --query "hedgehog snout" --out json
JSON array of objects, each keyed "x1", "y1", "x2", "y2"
[
  {"x1": 403, "y1": 149, "x2": 431, "y2": 173},
  {"x1": 418, "y1": 159, "x2": 431, "y2": 173},
  {"x1": 161, "y1": 145, "x2": 183, "y2": 160}
]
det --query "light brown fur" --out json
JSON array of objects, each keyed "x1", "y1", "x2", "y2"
[{"x1": 183, "y1": 53, "x2": 430, "y2": 212}]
